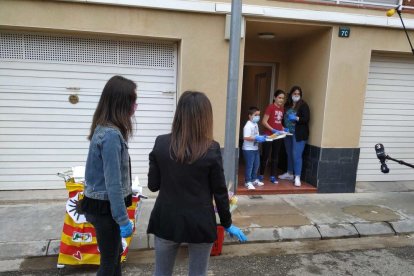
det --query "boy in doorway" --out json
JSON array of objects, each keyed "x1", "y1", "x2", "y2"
[{"x1": 242, "y1": 106, "x2": 266, "y2": 190}]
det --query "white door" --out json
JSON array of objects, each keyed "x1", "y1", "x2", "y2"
[
  {"x1": 357, "y1": 54, "x2": 414, "y2": 181},
  {"x1": 0, "y1": 32, "x2": 177, "y2": 190}
]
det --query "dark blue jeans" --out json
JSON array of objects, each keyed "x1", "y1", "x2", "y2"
[
  {"x1": 85, "y1": 213, "x2": 123, "y2": 276},
  {"x1": 243, "y1": 149, "x2": 260, "y2": 183}
]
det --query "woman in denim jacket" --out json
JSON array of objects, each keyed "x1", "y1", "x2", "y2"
[{"x1": 81, "y1": 75, "x2": 137, "y2": 276}]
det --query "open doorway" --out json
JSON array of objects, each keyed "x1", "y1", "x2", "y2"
[
  {"x1": 238, "y1": 63, "x2": 315, "y2": 194},
  {"x1": 237, "y1": 19, "x2": 327, "y2": 194},
  {"x1": 239, "y1": 63, "x2": 276, "y2": 139}
]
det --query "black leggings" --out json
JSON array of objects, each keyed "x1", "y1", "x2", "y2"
[
  {"x1": 260, "y1": 139, "x2": 283, "y2": 176},
  {"x1": 85, "y1": 213, "x2": 123, "y2": 276}
]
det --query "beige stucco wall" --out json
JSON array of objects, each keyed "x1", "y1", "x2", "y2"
[
  {"x1": 243, "y1": 23, "x2": 332, "y2": 148},
  {"x1": 244, "y1": 39, "x2": 289, "y2": 91},
  {"x1": 2, "y1": 0, "x2": 414, "y2": 150},
  {"x1": 0, "y1": 0, "x2": 243, "y2": 145},
  {"x1": 286, "y1": 29, "x2": 333, "y2": 148},
  {"x1": 244, "y1": 18, "x2": 414, "y2": 150},
  {"x1": 229, "y1": 0, "x2": 414, "y2": 18},
  {"x1": 324, "y1": 25, "x2": 414, "y2": 148}
]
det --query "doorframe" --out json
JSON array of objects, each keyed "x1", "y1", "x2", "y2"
[
  {"x1": 244, "y1": 62, "x2": 277, "y2": 103},
  {"x1": 237, "y1": 62, "x2": 277, "y2": 189}
]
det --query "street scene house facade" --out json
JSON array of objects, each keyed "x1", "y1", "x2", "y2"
[{"x1": 0, "y1": 0, "x2": 414, "y2": 192}]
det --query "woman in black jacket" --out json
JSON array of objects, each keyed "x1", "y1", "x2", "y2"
[
  {"x1": 147, "y1": 91, "x2": 247, "y2": 276},
  {"x1": 278, "y1": 86, "x2": 310, "y2": 187}
]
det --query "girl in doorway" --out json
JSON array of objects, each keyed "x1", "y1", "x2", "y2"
[
  {"x1": 82, "y1": 75, "x2": 137, "y2": 276},
  {"x1": 279, "y1": 85, "x2": 310, "y2": 187},
  {"x1": 147, "y1": 91, "x2": 247, "y2": 276},
  {"x1": 259, "y1": 89, "x2": 286, "y2": 184}
]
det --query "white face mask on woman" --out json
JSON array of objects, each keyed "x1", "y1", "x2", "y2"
[{"x1": 292, "y1": 95, "x2": 300, "y2": 103}]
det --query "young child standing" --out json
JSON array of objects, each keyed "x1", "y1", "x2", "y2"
[{"x1": 242, "y1": 106, "x2": 266, "y2": 190}]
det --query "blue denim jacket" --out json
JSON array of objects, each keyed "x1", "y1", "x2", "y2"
[{"x1": 84, "y1": 125, "x2": 132, "y2": 226}]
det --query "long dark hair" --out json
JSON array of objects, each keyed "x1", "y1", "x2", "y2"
[
  {"x1": 170, "y1": 91, "x2": 213, "y2": 164},
  {"x1": 285, "y1": 85, "x2": 304, "y2": 111},
  {"x1": 272, "y1": 89, "x2": 285, "y2": 104},
  {"x1": 88, "y1": 75, "x2": 137, "y2": 141}
]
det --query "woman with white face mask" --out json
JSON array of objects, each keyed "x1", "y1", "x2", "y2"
[{"x1": 279, "y1": 86, "x2": 310, "y2": 187}]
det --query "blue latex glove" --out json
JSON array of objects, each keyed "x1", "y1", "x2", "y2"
[
  {"x1": 225, "y1": 225, "x2": 247, "y2": 242},
  {"x1": 254, "y1": 135, "x2": 266, "y2": 143},
  {"x1": 271, "y1": 129, "x2": 282, "y2": 135},
  {"x1": 288, "y1": 114, "x2": 297, "y2": 122},
  {"x1": 284, "y1": 127, "x2": 289, "y2": 133},
  {"x1": 119, "y1": 221, "x2": 133, "y2": 238}
]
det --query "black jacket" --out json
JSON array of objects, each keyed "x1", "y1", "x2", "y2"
[
  {"x1": 146, "y1": 134, "x2": 232, "y2": 243},
  {"x1": 294, "y1": 102, "x2": 310, "y2": 142}
]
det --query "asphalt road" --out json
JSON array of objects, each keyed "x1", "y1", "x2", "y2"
[{"x1": 3, "y1": 236, "x2": 414, "y2": 275}]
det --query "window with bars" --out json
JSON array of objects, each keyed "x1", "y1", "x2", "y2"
[{"x1": 0, "y1": 32, "x2": 175, "y2": 68}]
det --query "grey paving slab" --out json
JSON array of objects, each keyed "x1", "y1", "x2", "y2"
[
  {"x1": 233, "y1": 214, "x2": 310, "y2": 228},
  {"x1": 0, "y1": 190, "x2": 67, "y2": 202},
  {"x1": 356, "y1": 181, "x2": 414, "y2": 193},
  {"x1": 148, "y1": 234, "x2": 155, "y2": 249},
  {"x1": 389, "y1": 219, "x2": 414, "y2": 234},
  {"x1": 130, "y1": 198, "x2": 153, "y2": 250},
  {"x1": 0, "y1": 203, "x2": 65, "y2": 242},
  {"x1": 129, "y1": 233, "x2": 149, "y2": 250},
  {"x1": 281, "y1": 193, "x2": 414, "y2": 224},
  {"x1": 136, "y1": 198, "x2": 152, "y2": 234},
  {"x1": 0, "y1": 241, "x2": 49, "y2": 259},
  {"x1": 353, "y1": 222, "x2": 395, "y2": 236},
  {"x1": 277, "y1": 225, "x2": 321, "y2": 241},
  {"x1": 236, "y1": 202, "x2": 301, "y2": 216},
  {"x1": 342, "y1": 205, "x2": 401, "y2": 222},
  {"x1": 1, "y1": 191, "x2": 414, "y2": 260},
  {"x1": 279, "y1": 194, "x2": 368, "y2": 224},
  {"x1": 317, "y1": 223, "x2": 359, "y2": 239}
]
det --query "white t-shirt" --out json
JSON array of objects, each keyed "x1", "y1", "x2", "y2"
[{"x1": 242, "y1": 120, "x2": 259, "y2": 151}]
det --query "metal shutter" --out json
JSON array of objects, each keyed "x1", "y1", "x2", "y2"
[
  {"x1": 357, "y1": 54, "x2": 414, "y2": 181},
  {"x1": 0, "y1": 32, "x2": 177, "y2": 189}
]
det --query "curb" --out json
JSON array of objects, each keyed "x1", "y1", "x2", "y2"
[
  {"x1": 316, "y1": 223, "x2": 359, "y2": 239},
  {"x1": 353, "y1": 222, "x2": 396, "y2": 236},
  {"x1": 1, "y1": 221, "x2": 413, "y2": 261}
]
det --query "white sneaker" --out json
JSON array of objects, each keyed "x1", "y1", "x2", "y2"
[
  {"x1": 279, "y1": 172, "x2": 294, "y2": 180},
  {"x1": 245, "y1": 182, "x2": 256, "y2": 190},
  {"x1": 253, "y1": 179, "x2": 264, "y2": 187},
  {"x1": 294, "y1": 176, "x2": 301, "y2": 187}
]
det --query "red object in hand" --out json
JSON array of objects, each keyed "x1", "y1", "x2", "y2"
[{"x1": 210, "y1": 225, "x2": 225, "y2": 256}]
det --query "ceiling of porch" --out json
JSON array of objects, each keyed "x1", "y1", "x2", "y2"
[{"x1": 245, "y1": 20, "x2": 331, "y2": 42}]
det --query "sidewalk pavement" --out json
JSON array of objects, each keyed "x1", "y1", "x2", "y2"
[{"x1": 0, "y1": 182, "x2": 414, "y2": 264}]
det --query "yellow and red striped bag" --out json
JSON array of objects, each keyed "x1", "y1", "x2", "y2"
[{"x1": 57, "y1": 180, "x2": 140, "y2": 265}]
